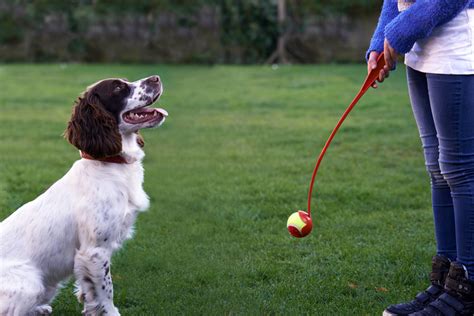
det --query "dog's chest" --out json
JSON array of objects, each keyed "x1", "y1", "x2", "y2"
[
  {"x1": 76, "y1": 161, "x2": 150, "y2": 249},
  {"x1": 125, "y1": 164, "x2": 150, "y2": 212},
  {"x1": 114, "y1": 165, "x2": 150, "y2": 245}
]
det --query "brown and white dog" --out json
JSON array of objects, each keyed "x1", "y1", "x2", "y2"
[{"x1": 0, "y1": 76, "x2": 167, "y2": 315}]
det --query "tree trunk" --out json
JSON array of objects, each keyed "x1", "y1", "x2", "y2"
[
  {"x1": 266, "y1": 0, "x2": 288, "y2": 64},
  {"x1": 277, "y1": 0, "x2": 288, "y2": 63}
]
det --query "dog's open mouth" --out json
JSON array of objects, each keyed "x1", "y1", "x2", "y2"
[{"x1": 123, "y1": 107, "x2": 168, "y2": 125}]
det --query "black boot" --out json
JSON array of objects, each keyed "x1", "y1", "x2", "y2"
[
  {"x1": 409, "y1": 262, "x2": 474, "y2": 315},
  {"x1": 383, "y1": 255, "x2": 451, "y2": 316}
]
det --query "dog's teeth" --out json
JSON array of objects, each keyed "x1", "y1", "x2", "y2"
[{"x1": 153, "y1": 112, "x2": 157, "y2": 116}]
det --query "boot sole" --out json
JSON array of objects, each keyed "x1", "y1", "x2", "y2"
[{"x1": 382, "y1": 310, "x2": 398, "y2": 316}]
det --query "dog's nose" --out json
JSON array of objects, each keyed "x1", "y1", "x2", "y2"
[{"x1": 148, "y1": 75, "x2": 160, "y2": 83}]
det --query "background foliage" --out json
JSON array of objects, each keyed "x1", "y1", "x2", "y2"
[
  {"x1": 0, "y1": 0, "x2": 383, "y2": 63},
  {"x1": 21, "y1": 0, "x2": 381, "y2": 15}
]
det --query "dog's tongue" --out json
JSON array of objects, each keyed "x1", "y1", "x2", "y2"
[{"x1": 155, "y1": 108, "x2": 168, "y2": 117}]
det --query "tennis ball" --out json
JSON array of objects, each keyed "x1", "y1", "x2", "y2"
[{"x1": 287, "y1": 211, "x2": 313, "y2": 238}]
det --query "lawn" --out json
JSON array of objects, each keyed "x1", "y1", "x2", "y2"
[{"x1": 0, "y1": 63, "x2": 435, "y2": 315}]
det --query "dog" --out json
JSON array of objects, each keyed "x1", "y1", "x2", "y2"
[{"x1": 0, "y1": 75, "x2": 168, "y2": 315}]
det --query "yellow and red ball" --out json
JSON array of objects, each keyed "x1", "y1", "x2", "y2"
[{"x1": 287, "y1": 211, "x2": 313, "y2": 238}]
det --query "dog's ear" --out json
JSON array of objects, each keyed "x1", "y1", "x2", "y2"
[
  {"x1": 64, "y1": 92, "x2": 122, "y2": 159},
  {"x1": 136, "y1": 131, "x2": 145, "y2": 148}
]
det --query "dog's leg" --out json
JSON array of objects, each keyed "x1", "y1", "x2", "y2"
[
  {"x1": 74, "y1": 279, "x2": 85, "y2": 303},
  {"x1": 74, "y1": 247, "x2": 119, "y2": 316}
]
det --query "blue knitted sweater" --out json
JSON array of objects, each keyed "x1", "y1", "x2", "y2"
[{"x1": 367, "y1": 0, "x2": 474, "y2": 59}]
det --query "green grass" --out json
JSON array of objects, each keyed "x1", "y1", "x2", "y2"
[{"x1": 0, "y1": 63, "x2": 435, "y2": 315}]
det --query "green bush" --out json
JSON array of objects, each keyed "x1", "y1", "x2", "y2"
[
  {"x1": 20, "y1": 0, "x2": 383, "y2": 16},
  {"x1": 0, "y1": 13, "x2": 24, "y2": 44},
  {"x1": 0, "y1": 0, "x2": 384, "y2": 62},
  {"x1": 298, "y1": 0, "x2": 383, "y2": 15},
  {"x1": 221, "y1": 0, "x2": 278, "y2": 63}
]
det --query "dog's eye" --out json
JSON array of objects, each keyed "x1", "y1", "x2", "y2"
[
  {"x1": 114, "y1": 86, "x2": 122, "y2": 93},
  {"x1": 113, "y1": 82, "x2": 128, "y2": 94}
]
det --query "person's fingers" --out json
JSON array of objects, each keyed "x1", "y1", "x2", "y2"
[
  {"x1": 368, "y1": 52, "x2": 378, "y2": 73},
  {"x1": 384, "y1": 39, "x2": 398, "y2": 70},
  {"x1": 368, "y1": 60, "x2": 376, "y2": 73},
  {"x1": 384, "y1": 39, "x2": 399, "y2": 71},
  {"x1": 368, "y1": 51, "x2": 381, "y2": 88},
  {"x1": 381, "y1": 70, "x2": 388, "y2": 82},
  {"x1": 378, "y1": 69, "x2": 385, "y2": 82},
  {"x1": 389, "y1": 50, "x2": 396, "y2": 69},
  {"x1": 384, "y1": 44, "x2": 393, "y2": 70},
  {"x1": 369, "y1": 58, "x2": 377, "y2": 70},
  {"x1": 390, "y1": 47, "x2": 398, "y2": 70}
]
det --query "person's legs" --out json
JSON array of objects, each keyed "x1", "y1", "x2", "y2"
[
  {"x1": 409, "y1": 72, "x2": 474, "y2": 313},
  {"x1": 383, "y1": 67, "x2": 456, "y2": 316},
  {"x1": 407, "y1": 67, "x2": 457, "y2": 260},
  {"x1": 428, "y1": 73, "x2": 474, "y2": 277}
]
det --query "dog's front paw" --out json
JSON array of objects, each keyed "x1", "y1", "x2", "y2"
[
  {"x1": 32, "y1": 305, "x2": 52, "y2": 315},
  {"x1": 82, "y1": 304, "x2": 120, "y2": 316}
]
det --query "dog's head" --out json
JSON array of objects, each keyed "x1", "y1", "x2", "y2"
[{"x1": 65, "y1": 76, "x2": 168, "y2": 159}]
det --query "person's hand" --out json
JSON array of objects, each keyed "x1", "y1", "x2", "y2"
[
  {"x1": 367, "y1": 51, "x2": 389, "y2": 89},
  {"x1": 384, "y1": 38, "x2": 398, "y2": 72},
  {"x1": 367, "y1": 39, "x2": 398, "y2": 89}
]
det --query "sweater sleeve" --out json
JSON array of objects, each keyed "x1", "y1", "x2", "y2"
[
  {"x1": 385, "y1": 0, "x2": 471, "y2": 54},
  {"x1": 366, "y1": 0, "x2": 399, "y2": 60}
]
